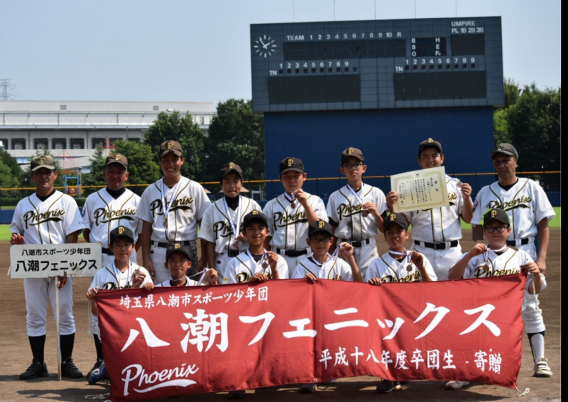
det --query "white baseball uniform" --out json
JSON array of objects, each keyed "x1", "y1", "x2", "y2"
[
  {"x1": 471, "y1": 178, "x2": 556, "y2": 260},
  {"x1": 326, "y1": 183, "x2": 387, "y2": 278},
  {"x1": 292, "y1": 255, "x2": 356, "y2": 281},
  {"x1": 199, "y1": 196, "x2": 261, "y2": 281},
  {"x1": 82, "y1": 188, "x2": 142, "y2": 267},
  {"x1": 403, "y1": 176, "x2": 465, "y2": 281},
  {"x1": 461, "y1": 247, "x2": 546, "y2": 333},
  {"x1": 263, "y1": 192, "x2": 327, "y2": 275},
  {"x1": 156, "y1": 276, "x2": 200, "y2": 287},
  {"x1": 10, "y1": 190, "x2": 86, "y2": 336},
  {"x1": 365, "y1": 252, "x2": 437, "y2": 283},
  {"x1": 135, "y1": 176, "x2": 211, "y2": 283},
  {"x1": 225, "y1": 250, "x2": 289, "y2": 284}
]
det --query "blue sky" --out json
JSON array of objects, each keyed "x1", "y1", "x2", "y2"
[{"x1": 1, "y1": 0, "x2": 560, "y2": 106}]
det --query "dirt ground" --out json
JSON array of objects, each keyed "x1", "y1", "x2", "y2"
[{"x1": 0, "y1": 229, "x2": 561, "y2": 402}]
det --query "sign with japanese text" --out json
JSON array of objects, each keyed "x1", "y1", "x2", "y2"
[
  {"x1": 391, "y1": 166, "x2": 449, "y2": 212},
  {"x1": 97, "y1": 275, "x2": 525, "y2": 401},
  {"x1": 9, "y1": 243, "x2": 102, "y2": 278}
]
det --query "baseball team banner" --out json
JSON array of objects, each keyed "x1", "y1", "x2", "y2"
[{"x1": 97, "y1": 275, "x2": 526, "y2": 401}]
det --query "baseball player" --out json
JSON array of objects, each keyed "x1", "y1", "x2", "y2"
[
  {"x1": 471, "y1": 143, "x2": 556, "y2": 273},
  {"x1": 135, "y1": 140, "x2": 211, "y2": 284},
  {"x1": 263, "y1": 157, "x2": 327, "y2": 275},
  {"x1": 386, "y1": 138, "x2": 473, "y2": 281},
  {"x1": 326, "y1": 147, "x2": 388, "y2": 279},
  {"x1": 199, "y1": 162, "x2": 261, "y2": 283},
  {"x1": 448, "y1": 208, "x2": 551, "y2": 388},
  {"x1": 10, "y1": 155, "x2": 86, "y2": 380},
  {"x1": 82, "y1": 152, "x2": 142, "y2": 377},
  {"x1": 154, "y1": 243, "x2": 219, "y2": 287}
]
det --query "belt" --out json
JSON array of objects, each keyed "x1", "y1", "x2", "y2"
[
  {"x1": 415, "y1": 240, "x2": 459, "y2": 250},
  {"x1": 276, "y1": 248, "x2": 308, "y2": 257},
  {"x1": 152, "y1": 240, "x2": 195, "y2": 248},
  {"x1": 506, "y1": 238, "x2": 532, "y2": 246},
  {"x1": 227, "y1": 249, "x2": 239, "y2": 257},
  {"x1": 344, "y1": 239, "x2": 370, "y2": 248},
  {"x1": 101, "y1": 247, "x2": 113, "y2": 256}
]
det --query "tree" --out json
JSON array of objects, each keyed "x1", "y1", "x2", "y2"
[
  {"x1": 143, "y1": 111, "x2": 206, "y2": 180},
  {"x1": 204, "y1": 99, "x2": 265, "y2": 187}
]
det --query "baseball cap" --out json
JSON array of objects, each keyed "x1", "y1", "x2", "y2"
[
  {"x1": 241, "y1": 210, "x2": 268, "y2": 230},
  {"x1": 418, "y1": 138, "x2": 443, "y2": 157},
  {"x1": 166, "y1": 242, "x2": 192, "y2": 261},
  {"x1": 220, "y1": 162, "x2": 243, "y2": 181},
  {"x1": 105, "y1": 153, "x2": 128, "y2": 169},
  {"x1": 159, "y1": 140, "x2": 183, "y2": 158},
  {"x1": 491, "y1": 143, "x2": 519, "y2": 159},
  {"x1": 482, "y1": 208, "x2": 510, "y2": 227},
  {"x1": 279, "y1": 157, "x2": 305, "y2": 175},
  {"x1": 109, "y1": 225, "x2": 135, "y2": 245},
  {"x1": 308, "y1": 220, "x2": 333, "y2": 238},
  {"x1": 383, "y1": 213, "x2": 409, "y2": 231},
  {"x1": 31, "y1": 155, "x2": 56, "y2": 171},
  {"x1": 341, "y1": 147, "x2": 364, "y2": 165}
]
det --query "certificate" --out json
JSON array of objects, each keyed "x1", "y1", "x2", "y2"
[{"x1": 390, "y1": 166, "x2": 449, "y2": 212}]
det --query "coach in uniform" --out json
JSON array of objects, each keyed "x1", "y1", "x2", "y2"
[
  {"x1": 82, "y1": 152, "x2": 142, "y2": 378},
  {"x1": 10, "y1": 155, "x2": 86, "y2": 380}
]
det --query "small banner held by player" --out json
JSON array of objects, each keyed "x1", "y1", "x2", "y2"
[{"x1": 97, "y1": 276, "x2": 525, "y2": 401}]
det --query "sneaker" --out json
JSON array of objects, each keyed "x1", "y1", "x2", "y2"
[
  {"x1": 445, "y1": 381, "x2": 469, "y2": 390},
  {"x1": 534, "y1": 357, "x2": 553, "y2": 377},
  {"x1": 376, "y1": 380, "x2": 401, "y2": 393},
  {"x1": 61, "y1": 356, "x2": 83, "y2": 379},
  {"x1": 88, "y1": 358, "x2": 103, "y2": 377},
  {"x1": 20, "y1": 358, "x2": 49, "y2": 380},
  {"x1": 298, "y1": 383, "x2": 317, "y2": 393},
  {"x1": 228, "y1": 390, "x2": 246, "y2": 399},
  {"x1": 88, "y1": 362, "x2": 110, "y2": 385}
]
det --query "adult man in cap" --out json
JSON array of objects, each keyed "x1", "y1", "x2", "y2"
[
  {"x1": 386, "y1": 138, "x2": 473, "y2": 281},
  {"x1": 82, "y1": 152, "x2": 142, "y2": 378},
  {"x1": 10, "y1": 155, "x2": 86, "y2": 380},
  {"x1": 135, "y1": 140, "x2": 211, "y2": 284}
]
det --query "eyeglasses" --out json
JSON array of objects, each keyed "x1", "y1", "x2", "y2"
[
  {"x1": 310, "y1": 238, "x2": 331, "y2": 245},
  {"x1": 484, "y1": 226, "x2": 508, "y2": 233},
  {"x1": 343, "y1": 163, "x2": 363, "y2": 170}
]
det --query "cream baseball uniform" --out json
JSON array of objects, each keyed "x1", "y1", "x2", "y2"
[
  {"x1": 156, "y1": 276, "x2": 200, "y2": 287},
  {"x1": 365, "y1": 252, "x2": 437, "y2": 283},
  {"x1": 461, "y1": 247, "x2": 545, "y2": 333},
  {"x1": 263, "y1": 192, "x2": 327, "y2": 276},
  {"x1": 471, "y1": 178, "x2": 556, "y2": 260},
  {"x1": 199, "y1": 196, "x2": 261, "y2": 281},
  {"x1": 404, "y1": 176, "x2": 465, "y2": 281},
  {"x1": 10, "y1": 190, "x2": 86, "y2": 336},
  {"x1": 225, "y1": 250, "x2": 289, "y2": 284},
  {"x1": 292, "y1": 255, "x2": 356, "y2": 281},
  {"x1": 135, "y1": 176, "x2": 210, "y2": 284},
  {"x1": 326, "y1": 183, "x2": 387, "y2": 278}
]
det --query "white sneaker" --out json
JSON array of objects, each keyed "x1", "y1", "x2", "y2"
[
  {"x1": 445, "y1": 381, "x2": 469, "y2": 390},
  {"x1": 534, "y1": 357, "x2": 553, "y2": 377}
]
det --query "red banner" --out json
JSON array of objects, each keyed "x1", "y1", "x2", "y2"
[{"x1": 97, "y1": 275, "x2": 525, "y2": 401}]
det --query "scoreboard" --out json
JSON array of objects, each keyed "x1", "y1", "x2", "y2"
[{"x1": 250, "y1": 17, "x2": 504, "y2": 112}]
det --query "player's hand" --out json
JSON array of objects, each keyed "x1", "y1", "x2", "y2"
[
  {"x1": 142, "y1": 282, "x2": 154, "y2": 292},
  {"x1": 143, "y1": 259, "x2": 154, "y2": 279},
  {"x1": 252, "y1": 272, "x2": 269, "y2": 283},
  {"x1": 86, "y1": 287, "x2": 99, "y2": 299},
  {"x1": 206, "y1": 268, "x2": 219, "y2": 285},
  {"x1": 266, "y1": 251, "x2": 279, "y2": 279},
  {"x1": 305, "y1": 272, "x2": 317, "y2": 283},
  {"x1": 234, "y1": 233, "x2": 247, "y2": 244},
  {"x1": 57, "y1": 272, "x2": 68, "y2": 289},
  {"x1": 524, "y1": 262, "x2": 540, "y2": 275},
  {"x1": 132, "y1": 270, "x2": 146, "y2": 288},
  {"x1": 338, "y1": 242, "x2": 354, "y2": 258},
  {"x1": 368, "y1": 277, "x2": 383, "y2": 286},
  {"x1": 386, "y1": 191, "x2": 398, "y2": 210},
  {"x1": 295, "y1": 189, "x2": 308, "y2": 206},
  {"x1": 535, "y1": 257, "x2": 547, "y2": 273},
  {"x1": 409, "y1": 250, "x2": 424, "y2": 267},
  {"x1": 469, "y1": 243, "x2": 487, "y2": 256},
  {"x1": 459, "y1": 182, "x2": 472, "y2": 199},
  {"x1": 363, "y1": 201, "x2": 377, "y2": 216},
  {"x1": 10, "y1": 233, "x2": 25, "y2": 245}
]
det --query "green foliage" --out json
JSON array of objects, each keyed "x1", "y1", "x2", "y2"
[
  {"x1": 204, "y1": 99, "x2": 265, "y2": 183},
  {"x1": 143, "y1": 111, "x2": 206, "y2": 180},
  {"x1": 0, "y1": 148, "x2": 23, "y2": 187}
]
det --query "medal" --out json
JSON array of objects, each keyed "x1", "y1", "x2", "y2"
[
  {"x1": 285, "y1": 192, "x2": 297, "y2": 209},
  {"x1": 483, "y1": 244, "x2": 507, "y2": 272},
  {"x1": 406, "y1": 252, "x2": 413, "y2": 272},
  {"x1": 362, "y1": 210, "x2": 369, "y2": 217},
  {"x1": 261, "y1": 252, "x2": 269, "y2": 269}
]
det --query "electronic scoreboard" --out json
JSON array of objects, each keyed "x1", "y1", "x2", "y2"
[{"x1": 250, "y1": 17, "x2": 504, "y2": 112}]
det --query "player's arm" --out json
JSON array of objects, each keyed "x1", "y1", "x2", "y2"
[
  {"x1": 83, "y1": 228, "x2": 91, "y2": 243},
  {"x1": 206, "y1": 241, "x2": 216, "y2": 270},
  {"x1": 295, "y1": 190, "x2": 319, "y2": 224},
  {"x1": 448, "y1": 244, "x2": 486, "y2": 280},
  {"x1": 65, "y1": 230, "x2": 80, "y2": 244},
  {"x1": 339, "y1": 243, "x2": 363, "y2": 282},
  {"x1": 535, "y1": 218, "x2": 550, "y2": 273},
  {"x1": 386, "y1": 191, "x2": 398, "y2": 212},
  {"x1": 524, "y1": 262, "x2": 542, "y2": 294},
  {"x1": 263, "y1": 235, "x2": 272, "y2": 251},
  {"x1": 410, "y1": 251, "x2": 433, "y2": 282},
  {"x1": 472, "y1": 225, "x2": 484, "y2": 241},
  {"x1": 197, "y1": 220, "x2": 208, "y2": 271},
  {"x1": 140, "y1": 220, "x2": 154, "y2": 277},
  {"x1": 459, "y1": 182, "x2": 474, "y2": 223},
  {"x1": 328, "y1": 220, "x2": 339, "y2": 253}
]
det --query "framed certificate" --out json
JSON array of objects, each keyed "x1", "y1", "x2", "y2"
[{"x1": 390, "y1": 166, "x2": 449, "y2": 212}]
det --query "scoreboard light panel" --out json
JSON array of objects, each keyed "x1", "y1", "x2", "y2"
[{"x1": 250, "y1": 17, "x2": 504, "y2": 112}]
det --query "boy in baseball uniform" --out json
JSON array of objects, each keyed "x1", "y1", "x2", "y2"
[
  {"x1": 447, "y1": 208, "x2": 551, "y2": 389},
  {"x1": 135, "y1": 140, "x2": 211, "y2": 284},
  {"x1": 153, "y1": 243, "x2": 219, "y2": 287},
  {"x1": 11, "y1": 155, "x2": 86, "y2": 380},
  {"x1": 199, "y1": 162, "x2": 261, "y2": 282},
  {"x1": 326, "y1": 147, "x2": 388, "y2": 279},
  {"x1": 263, "y1": 157, "x2": 327, "y2": 276}
]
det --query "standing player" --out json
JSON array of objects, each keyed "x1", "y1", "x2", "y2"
[
  {"x1": 199, "y1": 162, "x2": 261, "y2": 283},
  {"x1": 326, "y1": 147, "x2": 388, "y2": 279},
  {"x1": 135, "y1": 140, "x2": 211, "y2": 284},
  {"x1": 386, "y1": 138, "x2": 473, "y2": 281},
  {"x1": 263, "y1": 157, "x2": 327, "y2": 275},
  {"x1": 82, "y1": 153, "x2": 142, "y2": 378},
  {"x1": 471, "y1": 143, "x2": 556, "y2": 273},
  {"x1": 10, "y1": 155, "x2": 86, "y2": 380}
]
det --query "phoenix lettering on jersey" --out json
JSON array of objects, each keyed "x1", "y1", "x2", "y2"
[
  {"x1": 213, "y1": 221, "x2": 234, "y2": 239},
  {"x1": 448, "y1": 192, "x2": 458, "y2": 206},
  {"x1": 150, "y1": 196, "x2": 194, "y2": 217},
  {"x1": 337, "y1": 203, "x2": 366, "y2": 219},
  {"x1": 101, "y1": 282, "x2": 137, "y2": 290},
  {"x1": 486, "y1": 196, "x2": 532, "y2": 211},
  {"x1": 23, "y1": 209, "x2": 65, "y2": 229},
  {"x1": 381, "y1": 271, "x2": 422, "y2": 283},
  {"x1": 93, "y1": 207, "x2": 137, "y2": 225},
  {"x1": 274, "y1": 211, "x2": 308, "y2": 227},
  {"x1": 473, "y1": 266, "x2": 521, "y2": 278},
  {"x1": 236, "y1": 270, "x2": 276, "y2": 283}
]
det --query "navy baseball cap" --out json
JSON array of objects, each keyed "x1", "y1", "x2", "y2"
[
  {"x1": 109, "y1": 226, "x2": 135, "y2": 244},
  {"x1": 308, "y1": 220, "x2": 333, "y2": 238},
  {"x1": 241, "y1": 210, "x2": 268, "y2": 230},
  {"x1": 279, "y1": 157, "x2": 305, "y2": 175},
  {"x1": 482, "y1": 208, "x2": 510, "y2": 227},
  {"x1": 166, "y1": 243, "x2": 192, "y2": 261},
  {"x1": 491, "y1": 143, "x2": 519, "y2": 159},
  {"x1": 383, "y1": 213, "x2": 409, "y2": 230},
  {"x1": 418, "y1": 138, "x2": 443, "y2": 157}
]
